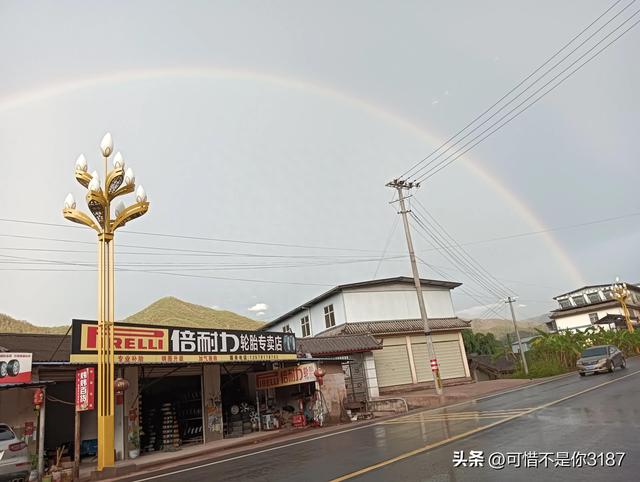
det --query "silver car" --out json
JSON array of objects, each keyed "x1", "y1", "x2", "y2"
[
  {"x1": 576, "y1": 345, "x2": 626, "y2": 376},
  {"x1": 0, "y1": 424, "x2": 30, "y2": 482}
]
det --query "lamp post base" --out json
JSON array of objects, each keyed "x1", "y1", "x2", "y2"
[{"x1": 97, "y1": 413, "x2": 115, "y2": 471}]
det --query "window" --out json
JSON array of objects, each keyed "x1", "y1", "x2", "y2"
[
  {"x1": 572, "y1": 295, "x2": 586, "y2": 307},
  {"x1": 589, "y1": 312, "x2": 599, "y2": 324},
  {"x1": 603, "y1": 290, "x2": 614, "y2": 300},
  {"x1": 301, "y1": 315, "x2": 311, "y2": 337},
  {"x1": 0, "y1": 424, "x2": 15, "y2": 441},
  {"x1": 282, "y1": 324, "x2": 291, "y2": 333},
  {"x1": 558, "y1": 299, "x2": 572, "y2": 309},
  {"x1": 324, "y1": 304, "x2": 336, "y2": 328},
  {"x1": 587, "y1": 292, "x2": 602, "y2": 304}
]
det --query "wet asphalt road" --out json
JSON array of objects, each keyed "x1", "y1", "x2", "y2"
[{"x1": 123, "y1": 359, "x2": 640, "y2": 482}]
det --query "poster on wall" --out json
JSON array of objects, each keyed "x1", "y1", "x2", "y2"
[
  {"x1": 0, "y1": 352, "x2": 32, "y2": 384},
  {"x1": 70, "y1": 319, "x2": 297, "y2": 364},
  {"x1": 255, "y1": 362, "x2": 318, "y2": 389},
  {"x1": 75, "y1": 367, "x2": 95, "y2": 411}
]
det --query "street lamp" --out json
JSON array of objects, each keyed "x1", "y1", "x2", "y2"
[
  {"x1": 63, "y1": 133, "x2": 149, "y2": 471},
  {"x1": 611, "y1": 277, "x2": 634, "y2": 333}
]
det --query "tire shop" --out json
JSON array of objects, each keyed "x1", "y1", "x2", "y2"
[{"x1": 0, "y1": 320, "x2": 377, "y2": 476}]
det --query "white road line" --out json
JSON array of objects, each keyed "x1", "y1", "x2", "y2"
[
  {"x1": 122, "y1": 369, "x2": 620, "y2": 481},
  {"x1": 330, "y1": 368, "x2": 640, "y2": 481}
]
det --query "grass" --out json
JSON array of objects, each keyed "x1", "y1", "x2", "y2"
[{"x1": 510, "y1": 359, "x2": 570, "y2": 379}]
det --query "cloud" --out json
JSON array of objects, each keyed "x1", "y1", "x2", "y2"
[
  {"x1": 257, "y1": 312, "x2": 265, "y2": 317},
  {"x1": 210, "y1": 305, "x2": 220, "y2": 310},
  {"x1": 431, "y1": 99, "x2": 439, "y2": 105},
  {"x1": 248, "y1": 302, "x2": 269, "y2": 312},
  {"x1": 518, "y1": 304, "x2": 527, "y2": 308}
]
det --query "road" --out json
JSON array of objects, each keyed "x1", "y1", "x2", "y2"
[{"x1": 120, "y1": 359, "x2": 640, "y2": 482}]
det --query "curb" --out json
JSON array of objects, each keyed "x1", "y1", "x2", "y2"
[
  {"x1": 100, "y1": 373, "x2": 575, "y2": 481},
  {"x1": 94, "y1": 420, "x2": 380, "y2": 481}
]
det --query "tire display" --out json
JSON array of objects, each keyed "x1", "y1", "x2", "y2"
[
  {"x1": 0, "y1": 361, "x2": 7, "y2": 378},
  {"x1": 7, "y1": 359, "x2": 20, "y2": 377}
]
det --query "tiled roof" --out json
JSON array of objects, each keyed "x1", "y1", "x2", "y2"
[
  {"x1": 0, "y1": 333, "x2": 71, "y2": 362},
  {"x1": 317, "y1": 318, "x2": 470, "y2": 336},
  {"x1": 297, "y1": 334, "x2": 381, "y2": 356}
]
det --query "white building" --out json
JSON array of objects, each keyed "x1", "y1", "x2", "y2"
[
  {"x1": 548, "y1": 283, "x2": 640, "y2": 332},
  {"x1": 265, "y1": 277, "x2": 472, "y2": 396}
]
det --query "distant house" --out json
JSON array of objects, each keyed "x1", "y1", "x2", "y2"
[
  {"x1": 264, "y1": 276, "x2": 472, "y2": 396},
  {"x1": 549, "y1": 283, "x2": 640, "y2": 332},
  {"x1": 510, "y1": 335, "x2": 537, "y2": 354}
]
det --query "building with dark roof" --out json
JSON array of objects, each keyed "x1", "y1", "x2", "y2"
[
  {"x1": 266, "y1": 276, "x2": 471, "y2": 395},
  {"x1": 549, "y1": 282, "x2": 640, "y2": 332}
]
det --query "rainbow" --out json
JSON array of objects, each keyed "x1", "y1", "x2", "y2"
[{"x1": 0, "y1": 67, "x2": 584, "y2": 286}]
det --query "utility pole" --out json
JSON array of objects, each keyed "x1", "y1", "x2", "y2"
[
  {"x1": 506, "y1": 296, "x2": 528, "y2": 375},
  {"x1": 386, "y1": 179, "x2": 443, "y2": 395}
]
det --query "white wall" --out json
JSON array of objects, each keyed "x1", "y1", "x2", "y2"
[
  {"x1": 343, "y1": 287, "x2": 455, "y2": 321},
  {"x1": 554, "y1": 306, "x2": 624, "y2": 331},
  {"x1": 268, "y1": 292, "x2": 346, "y2": 337}
]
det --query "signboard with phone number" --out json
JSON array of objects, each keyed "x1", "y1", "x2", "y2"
[{"x1": 70, "y1": 319, "x2": 297, "y2": 364}]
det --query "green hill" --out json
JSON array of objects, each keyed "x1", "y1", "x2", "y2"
[
  {"x1": 125, "y1": 296, "x2": 263, "y2": 330},
  {"x1": 0, "y1": 313, "x2": 69, "y2": 334}
]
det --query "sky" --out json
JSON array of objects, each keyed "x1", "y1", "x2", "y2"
[{"x1": 0, "y1": 0, "x2": 638, "y2": 326}]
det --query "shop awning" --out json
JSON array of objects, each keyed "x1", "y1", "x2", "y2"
[{"x1": 0, "y1": 381, "x2": 55, "y2": 391}]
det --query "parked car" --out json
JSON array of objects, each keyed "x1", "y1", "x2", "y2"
[
  {"x1": 0, "y1": 424, "x2": 30, "y2": 482},
  {"x1": 576, "y1": 345, "x2": 626, "y2": 376}
]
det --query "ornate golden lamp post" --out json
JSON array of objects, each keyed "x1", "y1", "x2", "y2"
[
  {"x1": 63, "y1": 133, "x2": 149, "y2": 471},
  {"x1": 611, "y1": 277, "x2": 634, "y2": 333}
]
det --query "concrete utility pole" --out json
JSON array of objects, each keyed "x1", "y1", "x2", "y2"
[
  {"x1": 506, "y1": 296, "x2": 529, "y2": 375},
  {"x1": 386, "y1": 179, "x2": 443, "y2": 395}
]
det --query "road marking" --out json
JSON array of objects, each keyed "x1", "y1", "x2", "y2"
[
  {"x1": 330, "y1": 368, "x2": 640, "y2": 481},
  {"x1": 383, "y1": 414, "x2": 530, "y2": 423},
  {"x1": 127, "y1": 421, "x2": 387, "y2": 481},
  {"x1": 382, "y1": 408, "x2": 533, "y2": 423},
  {"x1": 119, "y1": 369, "x2": 603, "y2": 481},
  {"x1": 389, "y1": 373, "x2": 575, "y2": 422}
]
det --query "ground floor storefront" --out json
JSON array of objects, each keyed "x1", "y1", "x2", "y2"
[
  {"x1": 23, "y1": 359, "x2": 346, "y2": 471},
  {"x1": 0, "y1": 324, "x2": 370, "y2": 479}
]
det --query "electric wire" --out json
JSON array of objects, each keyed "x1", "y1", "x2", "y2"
[
  {"x1": 416, "y1": 11, "x2": 640, "y2": 182},
  {"x1": 409, "y1": 210, "x2": 512, "y2": 299},
  {"x1": 0, "y1": 217, "x2": 383, "y2": 254},
  {"x1": 412, "y1": 199, "x2": 516, "y2": 296},
  {"x1": 399, "y1": 0, "x2": 633, "y2": 180},
  {"x1": 372, "y1": 216, "x2": 400, "y2": 279},
  {"x1": 404, "y1": 0, "x2": 636, "y2": 180}
]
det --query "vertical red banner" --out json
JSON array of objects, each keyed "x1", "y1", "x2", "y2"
[{"x1": 75, "y1": 367, "x2": 95, "y2": 411}]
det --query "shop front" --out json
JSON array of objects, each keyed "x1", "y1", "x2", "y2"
[
  {"x1": 254, "y1": 362, "x2": 322, "y2": 429},
  {"x1": 69, "y1": 319, "x2": 298, "y2": 458}
]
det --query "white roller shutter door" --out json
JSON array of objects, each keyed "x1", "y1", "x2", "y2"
[{"x1": 372, "y1": 337, "x2": 413, "y2": 387}]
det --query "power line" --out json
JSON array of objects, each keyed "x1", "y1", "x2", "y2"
[
  {"x1": 405, "y1": 0, "x2": 635, "y2": 180},
  {"x1": 0, "y1": 217, "x2": 383, "y2": 254},
  {"x1": 409, "y1": 209, "x2": 512, "y2": 299},
  {"x1": 0, "y1": 253, "x2": 333, "y2": 287},
  {"x1": 412, "y1": 198, "x2": 516, "y2": 296},
  {"x1": 416, "y1": 11, "x2": 640, "y2": 182},
  {"x1": 0, "y1": 208, "x2": 638, "y2": 259},
  {"x1": 373, "y1": 216, "x2": 400, "y2": 279},
  {"x1": 0, "y1": 233, "x2": 389, "y2": 260},
  {"x1": 399, "y1": 0, "x2": 632, "y2": 180}
]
